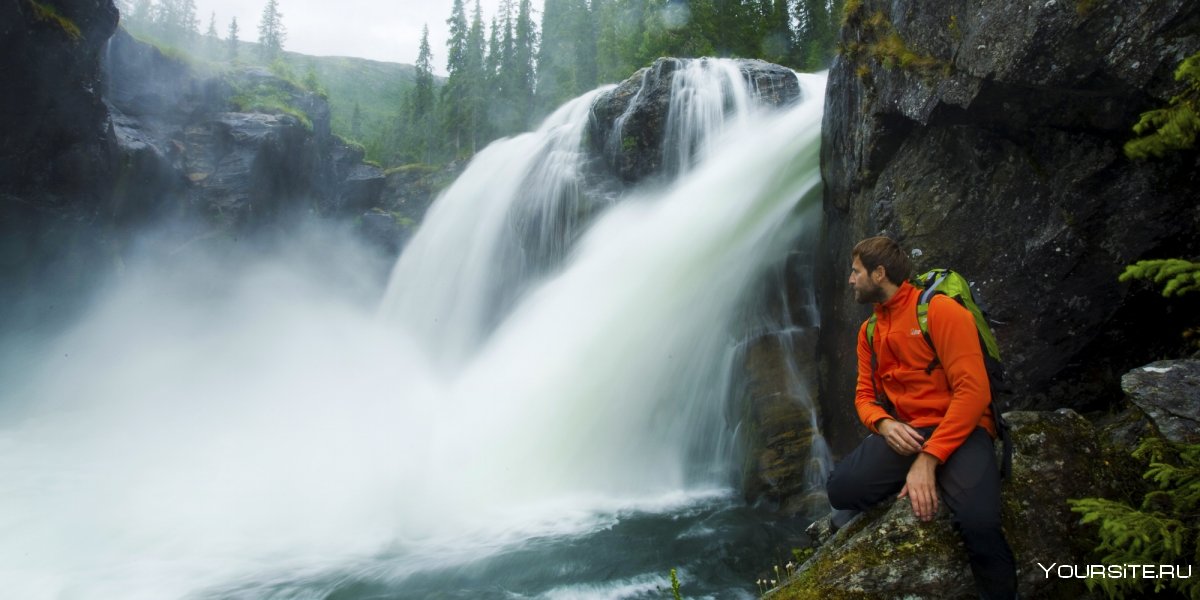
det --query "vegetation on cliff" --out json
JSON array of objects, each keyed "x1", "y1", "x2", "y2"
[
  {"x1": 116, "y1": 0, "x2": 846, "y2": 169},
  {"x1": 1069, "y1": 437, "x2": 1200, "y2": 600},
  {"x1": 1125, "y1": 51, "x2": 1200, "y2": 160},
  {"x1": 1068, "y1": 49, "x2": 1200, "y2": 599}
]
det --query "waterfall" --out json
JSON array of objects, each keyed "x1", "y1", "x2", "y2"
[{"x1": 0, "y1": 64, "x2": 828, "y2": 599}]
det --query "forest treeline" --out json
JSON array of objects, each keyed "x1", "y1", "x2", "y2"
[{"x1": 117, "y1": 0, "x2": 843, "y2": 167}]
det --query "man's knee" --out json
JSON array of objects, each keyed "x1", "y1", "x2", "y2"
[{"x1": 826, "y1": 466, "x2": 864, "y2": 510}]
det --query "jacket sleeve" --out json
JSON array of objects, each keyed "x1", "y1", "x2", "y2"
[
  {"x1": 921, "y1": 295, "x2": 991, "y2": 462},
  {"x1": 854, "y1": 319, "x2": 892, "y2": 434}
]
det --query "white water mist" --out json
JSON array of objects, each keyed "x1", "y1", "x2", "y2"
[{"x1": 0, "y1": 65, "x2": 827, "y2": 599}]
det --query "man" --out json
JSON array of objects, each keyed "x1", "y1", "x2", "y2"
[{"x1": 826, "y1": 236, "x2": 1018, "y2": 600}]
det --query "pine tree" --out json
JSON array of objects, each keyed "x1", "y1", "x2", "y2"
[
  {"x1": 1125, "y1": 51, "x2": 1200, "y2": 160},
  {"x1": 227, "y1": 17, "x2": 240, "y2": 61},
  {"x1": 1070, "y1": 438, "x2": 1200, "y2": 600},
  {"x1": 485, "y1": 15, "x2": 503, "y2": 134},
  {"x1": 179, "y1": 0, "x2": 199, "y2": 41},
  {"x1": 537, "y1": 0, "x2": 594, "y2": 113},
  {"x1": 409, "y1": 23, "x2": 436, "y2": 163},
  {"x1": 204, "y1": 11, "x2": 219, "y2": 57},
  {"x1": 512, "y1": 0, "x2": 537, "y2": 128},
  {"x1": 1120, "y1": 259, "x2": 1200, "y2": 297},
  {"x1": 443, "y1": 0, "x2": 471, "y2": 155},
  {"x1": 258, "y1": 0, "x2": 286, "y2": 60},
  {"x1": 795, "y1": 0, "x2": 835, "y2": 69},
  {"x1": 465, "y1": 0, "x2": 489, "y2": 151},
  {"x1": 760, "y1": 0, "x2": 792, "y2": 64}
]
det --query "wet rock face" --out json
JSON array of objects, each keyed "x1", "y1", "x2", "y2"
[
  {"x1": 783, "y1": 409, "x2": 1120, "y2": 600},
  {"x1": 0, "y1": 0, "x2": 120, "y2": 320},
  {"x1": 0, "y1": 0, "x2": 120, "y2": 207},
  {"x1": 587, "y1": 57, "x2": 802, "y2": 184},
  {"x1": 741, "y1": 328, "x2": 826, "y2": 517},
  {"x1": 817, "y1": 0, "x2": 1200, "y2": 454},
  {"x1": 1121, "y1": 359, "x2": 1200, "y2": 444}
]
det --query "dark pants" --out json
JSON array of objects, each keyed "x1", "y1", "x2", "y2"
[{"x1": 826, "y1": 427, "x2": 1017, "y2": 600}]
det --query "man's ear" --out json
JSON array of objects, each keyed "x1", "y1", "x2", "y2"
[{"x1": 872, "y1": 265, "x2": 887, "y2": 284}]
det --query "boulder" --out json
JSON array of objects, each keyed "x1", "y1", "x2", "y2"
[
  {"x1": 776, "y1": 409, "x2": 1118, "y2": 600},
  {"x1": 816, "y1": 0, "x2": 1200, "y2": 455},
  {"x1": 588, "y1": 57, "x2": 802, "y2": 184},
  {"x1": 1121, "y1": 359, "x2": 1200, "y2": 444}
]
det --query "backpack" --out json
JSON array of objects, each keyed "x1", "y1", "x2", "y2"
[{"x1": 864, "y1": 268, "x2": 1013, "y2": 478}]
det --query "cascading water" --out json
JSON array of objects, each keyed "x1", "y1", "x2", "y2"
[{"x1": 0, "y1": 63, "x2": 828, "y2": 599}]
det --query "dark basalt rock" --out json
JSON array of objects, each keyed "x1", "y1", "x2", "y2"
[
  {"x1": 588, "y1": 57, "x2": 802, "y2": 184},
  {"x1": 1121, "y1": 359, "x2": 1200, "y2": 444},
  {"x1": 817, "y1": 0, "x2": 1200, "y2": 455},
  {"x1": 1, "y1": 0, "x2": 121, "y2": 325}
]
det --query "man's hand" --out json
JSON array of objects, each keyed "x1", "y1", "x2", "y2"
[
  {"x1": 877, "y1": 418, "x2": 925, "y2": 456},
  {"x1": 898, "y1": 453, "x2": 940, "y2": 522}
]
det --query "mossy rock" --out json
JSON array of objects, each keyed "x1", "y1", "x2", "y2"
[{"x1": 774, "y1": 409, "x2": 1115, "y2": 599}]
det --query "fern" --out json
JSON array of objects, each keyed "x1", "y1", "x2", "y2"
[
  {"x1": 1119, "y1": 259, "x2": 1200, "y2": 297},
  {"x1": 1125, "y1": 52, "x2": 1200, "y2": 160},
  {"x1": 1069, "y1": 438, "x2": 1200, "y2": 599}
]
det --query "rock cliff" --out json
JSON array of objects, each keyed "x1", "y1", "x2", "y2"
[
  {"x1": 1, "y1": 5, "x2": 433, "y2": 325},
  {"x1": 1, "y1": 0, "x2": 120, "y2": 324},
  {"x1": 817, "y1": 0, "x2": 1200, "y2": 455}
]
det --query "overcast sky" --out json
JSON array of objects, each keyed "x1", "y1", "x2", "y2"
[{"x1": 185, "y1": 0, "x2": 545, "y2": 74}]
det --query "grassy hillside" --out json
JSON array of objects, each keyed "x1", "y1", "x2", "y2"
[
  {"x1": 285, "y1": 53, "x2": 417, "y2": 144},
  {"x1": 119, "y1": 24, "x2": 425, "y2": 161}
]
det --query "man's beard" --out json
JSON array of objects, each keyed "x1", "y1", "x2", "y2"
[{"x1": 854, "y1": 281, "x2": 887, "y2": 304}]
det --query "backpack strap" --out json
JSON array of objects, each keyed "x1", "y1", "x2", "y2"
[{"x1": 914, "y1": 288, "x2": 1013, "y2": 479}]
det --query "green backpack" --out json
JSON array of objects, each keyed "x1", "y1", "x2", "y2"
[{"x1": 865, "y1": 268, "x2": 1013, "y2": 478}]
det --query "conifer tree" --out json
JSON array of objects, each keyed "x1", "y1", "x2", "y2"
[
  {"x1": 204, "y1": 11, "x2": 219, "y2": 57},
  {"x1": 760, "y1": 0, "x2": 792, "y2": 64},
  {"x1": 1070, "y1": 438, "x2": 1200, "y2": 600},
  {"x1": 180, "y1": 0, "x2": 199, "y2": 40},
  {"x1": 258, "y1": 0, "x2": 286, "y2": 60},
  {"x1": 537, "y1": 0, "x2": 593, "y2": 113},
  {"x1": 227, "y1": 17, "x2": 240, "y2": 61},
  {"x1": 512, "y1": 0, "x2": 538, "y2": 128},
  {"x1": 443, "y1": 0, "x2": 471, "y2": 155},
  {"x1": 1125, "y1": 51, "x2": 1200, "y2": 160},
  {"x1": 409, "y1": 24, "x2": 436, "y2": 163},
  {"x1": 465, "y1": 0, "x2": 489, "y2": 151},
  {"x1": 484, "y1": 15, "x2": 503, "y2": 134}
]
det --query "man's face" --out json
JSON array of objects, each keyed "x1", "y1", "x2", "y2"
[{"x1": 850, "y1": 257, "x2": 886, "y2": 304}]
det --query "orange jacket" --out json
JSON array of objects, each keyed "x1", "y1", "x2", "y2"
[{"x1": 855, "y1": 281, "x2": 996, "y2": 462}]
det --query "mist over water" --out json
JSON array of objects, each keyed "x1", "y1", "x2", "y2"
[{"x1": 0, "y1": 66, "x2": 826, "y2": 599}]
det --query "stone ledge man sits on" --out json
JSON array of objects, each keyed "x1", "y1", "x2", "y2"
[{"x1": 826, "y1": 236, "x2": 1018, "y2": 600}]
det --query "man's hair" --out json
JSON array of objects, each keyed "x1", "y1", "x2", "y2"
[{"x1": 853, "y1": 236, "x2": 911, "y2": 286}]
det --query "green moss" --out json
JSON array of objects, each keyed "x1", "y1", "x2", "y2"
[
  {"x1": 228, "y1": 77, "x2": 313, "y2": 131},
  {"x1": 383, "y1": 163, "x2": 439, "y2": 177},
  {"x1": 841, "y1": 0, "x2": 864, "y2": 27},
  {"x1": 392, "y1": 212, "x2": 415, "y2": 228},
  {"x1": 842, "y1": 8, "x2": 951, "y2": 80},
  {"x1": 948, "y1": 15, "x2": 961, "y2": 41},
  {"x1": 621, "y1": 135, "x2": 637, "y2": 152},
  {"x1": 1076, "y1": 0, "x2": 1100, "y2": 16},
  {"x1": 27, "y1": 0, "x2": 82, "y2": 41}
]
